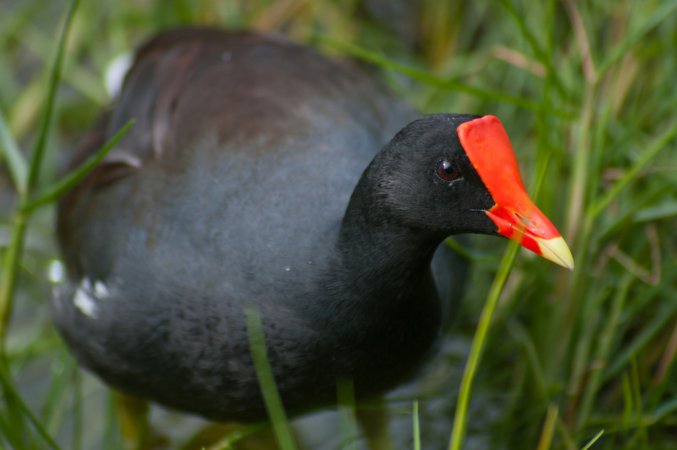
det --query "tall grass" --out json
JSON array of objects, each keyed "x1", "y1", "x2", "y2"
[{"x1": 1, "y1": 0, "x2": 676, "y2": 449}]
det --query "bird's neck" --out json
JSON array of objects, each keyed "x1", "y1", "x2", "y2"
[
  {"x1": 315, "y1": 184, "x2": 444, "y2": 383},
  {"x1": 335, "y1": 181, "x2": 441, "y2": 296}
]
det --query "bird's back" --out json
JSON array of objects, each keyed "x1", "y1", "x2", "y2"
[{"x1": 58, "y1": 28, "x2": 414, "y2": 302}]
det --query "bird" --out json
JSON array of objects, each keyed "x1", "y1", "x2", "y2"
[{"x1": 53, "y1": 27, "x2": 573, "y2": 424}]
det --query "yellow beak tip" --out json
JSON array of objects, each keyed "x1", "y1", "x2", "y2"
[{"x1": 536, "y1": 236, "x2": 575, "y2": 270}]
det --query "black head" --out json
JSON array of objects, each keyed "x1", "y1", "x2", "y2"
[
  {"x1": 361, "y1": 114, "x2": 496, "y2": 237},
  {"x1": 355, "y1": 113, "x2": 574, "y2": 268}
]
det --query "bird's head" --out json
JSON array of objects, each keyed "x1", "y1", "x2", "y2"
[{"x1": 370, "y1": 113, "x2": 574, "y2": 269}]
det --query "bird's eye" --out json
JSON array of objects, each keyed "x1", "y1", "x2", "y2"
[{"x1": 436, "y1": 160, "x2": 461, "y2": 182}]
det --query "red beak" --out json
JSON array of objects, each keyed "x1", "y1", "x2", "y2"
[{"x1": 458, "y1": 115, "x2": 574, "y2": 269}]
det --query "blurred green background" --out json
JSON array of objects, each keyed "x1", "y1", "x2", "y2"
[{"x1": 1, "y1": 0, "x2": 676, "y2": 449}]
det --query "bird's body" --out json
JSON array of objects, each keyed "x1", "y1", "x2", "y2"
[
  {"x1": 54, "y1": 28, "x2": 572, "y2": 422},
  {"x1": 56, "y1": 29, "x2": 459, "y2": 420}
]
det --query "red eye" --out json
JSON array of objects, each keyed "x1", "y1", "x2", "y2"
[{"x1": 436, "y1": 160, "x2": 461, "y2": 182}]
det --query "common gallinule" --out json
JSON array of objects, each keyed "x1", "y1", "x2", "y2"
[{"x1": 53, "y1": 28, "x2": 573, "y2": 422}]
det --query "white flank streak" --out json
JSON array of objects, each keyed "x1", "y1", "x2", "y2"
[
  {"x1": 94, "y1": 280, "x2": 110, "y2": 299},
  {"x1": 72, "y1": 277, "x2": 111, "y2": 318},
  {"x1": 73, "y1": 286, "x2": 98, "y2": 318}
]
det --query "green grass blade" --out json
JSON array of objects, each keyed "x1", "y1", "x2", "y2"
[
  {"x1": 0, "y1": 391, "x2": 27, "y2": 449},
  {"x1": 245, "y1": 307, "x2": 297, "y2": 450},
  {"x1": 22, "y1": 119, "x2": 134, "y2": 214},
  {"x1": 318, "y1": 37, "x2": 574, "y2": 118},
  {"x1": 207, "y1": 423, "x2": 268, "y2": 450},
  {"x1": 580, "y1": 429, "x2": 604, "y2": 450},
  {"x1": 507, "y1": 321, "x2": 577, "y2": 448},
  {"x1": 0, "y1": 211, "x2": 29, "y2": 348},
  {"x1": 535, "y1": 404, "x2": 558, "y2": 450},
  {"x1": 651, "y1": 398, "x2": 677, "y2": 423},
  {"x1": 72, "y1": 366, "x2": 83, "y2": 450},
  {"x1": 412, "y1": 400, "x2": 421, "y2": 450},
  {"x1": 0, "y1": 108, "x2": 27, "y2": 194},
  {"x1": 337, "y1": 379, "x2": 359, "y2": 450},
  {"x1": 635, "y1": 200, "x2": 677, "y2": 223},
  {"x1": 596, "y1": 183, "x2": 671, "y2": 243},
  {"x1": 589, "y1": 120, "x2": 677, "y2": 220},
  {"x1": 25, "y1": 0, "x2": 81, "y2": 193},
  {"x1": 448, "y1": 241, "x2": 519, "y2": 450},
  {"x1": 604, "y1": 300, "x2": 677, "y2": 382},
  {"x1": 628, "y1": 359, "x2": 647, "y2": 444},
  {"x1": 0, "y1": 0, "x2": 81, "y2": 351},
  {"x1": 0, "y1": 410, "x2": 14, "y2": 448},
  {"x1": 597, "y1": 1, "x2": 677, "y2": 76},
  {"x1": 498, "y1": 0, "x2": 567, "y2": 98},
  {"x1": 507, "y1": 321, "x2": 549, "y2": 403},
  {"x1": 576, "y1": 275, "x2": 633, "y2": 431},
  {"x1": 104, "y1": 391, "x2": 122, "y2": 450},
  {"x1": 0, "y1": 366, "x2": 63, "y2": 450}
]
